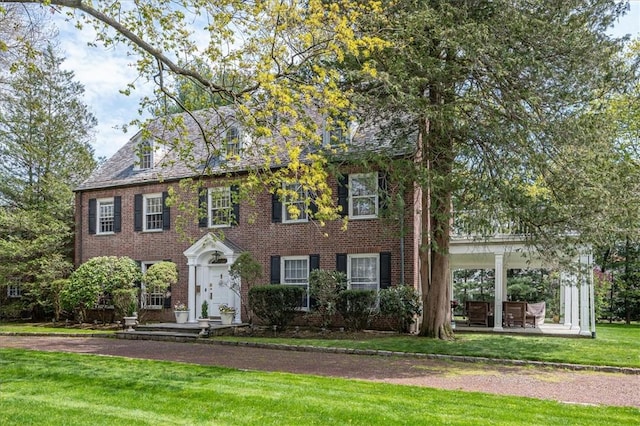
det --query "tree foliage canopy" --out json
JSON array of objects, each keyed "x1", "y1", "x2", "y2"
[
  {"x1": 0, "y1": 35, "x2": 97, "y2": 318},
  {"x1": 2, "y1": 1, "x2": 638, "y2": 337}
]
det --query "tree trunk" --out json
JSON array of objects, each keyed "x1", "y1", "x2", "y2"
[{"x1": 418, "y1": 108, "x2": 455, "y2": 339}]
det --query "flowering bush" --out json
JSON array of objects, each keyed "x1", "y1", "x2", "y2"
[{"x1": 174, "y1": 301, "x2": 188, "y2": 311}]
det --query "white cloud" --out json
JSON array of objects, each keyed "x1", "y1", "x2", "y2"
[
  {"x1": 53, "y1": 17, "x2": 151, "y2": 159},
  {"x1": 51, "y1": 4, "x2": 639, "y2": 160}
]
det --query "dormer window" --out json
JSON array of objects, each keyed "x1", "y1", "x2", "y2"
[
  {"x1": 323, "y1": 117, "x2": 357, "y2": 146},
  {"x1": 225, "y1": 126, "x2": 241, "y2": 157},
  {"x1": 139, "y1": 140, "x2": 153, "y2": 169}
]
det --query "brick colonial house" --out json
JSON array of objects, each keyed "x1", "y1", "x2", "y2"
[
  {"x1": 74, "y1": 109, "x2": 419, "y2": 324},
  {"x1": 75, "y1": 109, "x2": 596, "y2": 335}
]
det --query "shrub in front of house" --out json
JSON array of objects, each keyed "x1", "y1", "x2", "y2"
[
  {"x1": 378, "y1": 284, "x2": 422, "y2": 333},
  {"x1": 248, "y1": 285, "x2": 304, "y2": 330},
  {"x1": 62, "y1": 256, "x2": 141, "y2": 323},
  {"x1": 336, "y1": 289, "x2": 377, "y2": 331},
  {"x1": 309, "y1": 269, "x2": 347, "y2": 329}
]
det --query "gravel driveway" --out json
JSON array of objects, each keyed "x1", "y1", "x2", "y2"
[{"x1": 1, "y1": 335, "x2": 638, "y2": 408}]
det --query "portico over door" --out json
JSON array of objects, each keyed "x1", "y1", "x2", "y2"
[{"x1": 184, "y1": 233, "x2": 242, "y2": 323}]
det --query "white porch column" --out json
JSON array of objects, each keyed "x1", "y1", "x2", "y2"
[
  {"x1": 187, "y1": 261, "x2": 197, "y2": 323},
  {"x1": 562, "y1": 271, "x2": 573, "y2": 327},
  {"x1": 569, "y1": 270, "x2": 580, "y2": 331},
  {"x1": 579, "y1": 253, "x2": 592, "y2": 337},
  {"x1": 493, "y1": 253, "x2": 504, "y2": 331}
]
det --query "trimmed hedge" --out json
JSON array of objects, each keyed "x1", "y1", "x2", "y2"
[
  {"x1": 336, "y1": 289, "x2": 377, "y2": 331},
  {"x1": 249, "y1": 285, "x2": 304, "y2": 330}
]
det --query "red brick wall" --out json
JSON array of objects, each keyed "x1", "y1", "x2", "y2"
[{"x1": 75, "y1": 171, "x2": 417, "y2": 323}]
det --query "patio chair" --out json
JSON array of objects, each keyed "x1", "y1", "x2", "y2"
[
  {"x1": 502, "y1": 301, "x2": 527, "y2": 327},
  {"x1": 466, "y1": 301, "x2": 490, "y2": 327}
]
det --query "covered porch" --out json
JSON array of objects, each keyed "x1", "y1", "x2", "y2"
[{"x1": 449, "y1": 236, "x2": 595, "y2": 337}]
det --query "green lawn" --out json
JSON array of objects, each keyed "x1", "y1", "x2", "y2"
[
  {"x1": 0, "y1": 349, "x2": 637, "y2": 425},
  {"x1": 0, "y1": 322, "x2": 115, "y2": 335},
  {"x1": 217, "y1": 323, "x2": 640, "y2": 368}
]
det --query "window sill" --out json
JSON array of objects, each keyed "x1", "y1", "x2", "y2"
[{"x1": 348, "y1": 215, "x2": 378, "y2": 220}]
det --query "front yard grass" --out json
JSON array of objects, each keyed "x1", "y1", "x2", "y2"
[
  {"x1": 217, "y1": 323, "x2": 640, "y2": 368},
  {"x1": 0, "y1": 349, "x2": 637, "y2": 425},
  {"x1": 0, "y1": 322, "x2": 116, "y2": 335}
]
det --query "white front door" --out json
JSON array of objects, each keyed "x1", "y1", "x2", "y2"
[{"x1": 199, "y1": 264, "x2": 235, "y2": 318}]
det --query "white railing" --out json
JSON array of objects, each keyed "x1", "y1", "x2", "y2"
[{"x1": 452, "y1": 211, "x2": 530, "y2": 238}]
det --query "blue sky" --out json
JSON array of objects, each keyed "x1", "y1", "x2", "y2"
[{"x1": 53, "y1": 3, "x2": 640, "y2": 160}]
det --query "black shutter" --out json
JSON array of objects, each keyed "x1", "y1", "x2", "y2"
[
  {"x1": 113, "y1": 196, "x2": 122, "y2": 233},
  {"x1": 309, "y1": 195, "x2": 318, "y2": 219},
  {"x1": 378, "y1": 172, "x2": 388, "y2": 213},
  {"x1": 309, "y1": 254, "x2": 320, "y2": 309},
  {"x1": 134, "y1": 194, "x2": 143, "y2": 232},
  {"x1": 198, "y1": 188, "x2": 208, "y2": 228},
  {"x1": 337, "y1": 175, "x2": 348, "y2": 217},
  {"x1": 163, "y1": 285, "x2": 172, "y2": 308},
  {"x1": 88, "y1": 198, "x2": 96, "y2": 235},
  {"x1": 271, "y1": 193, "x2": 282, "y2": 223},
  {"x1": 336, "y1": 253, "x2": 347, "y2": 274},
  {"x1": 270, "y1": 255, "x2": 281, "y2": 284},
  {"x1": 309, "y1": 254, "x2": 320, "y2": 271},
  {"x1": 162, "y1": 191, "x2": 171, "y2": 230},
  {"x1": 380, "y1": 252, "x2": 391, "y2": 289},
  {"x1": 231, "y1": 185, "x2": 240, "y2": 226}
]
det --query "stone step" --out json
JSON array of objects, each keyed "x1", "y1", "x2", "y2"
[{"x1": 116, "y1": 322, "x2": 249, "y2": 341}]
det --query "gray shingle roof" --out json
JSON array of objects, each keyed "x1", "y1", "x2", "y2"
[{"x1": 76, "y1": 107, "x2": 407, "y2": 191}]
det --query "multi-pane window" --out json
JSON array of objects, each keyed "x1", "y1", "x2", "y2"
[
  {"x1": 208, "y1": 187, "x2": 232, "y2": 227},
  {"x1": 144, "y1": 194, "x2": 163, "y2": 231},
  {"x1": 225, "y1": 127, "x2": 241, "y2": 157},
  {"x1": 348, "y1": 254, "x2": 379, "y2": 292},
  {"x1": 139, "y1": 140, "x2": 153, "y2": 169},
  {"x1": 283, "y1": 182, "x2": 308, "y2": 223},
  {"x1": 323, "y1": 116, "x2": 355, "y2": 146},
  {"x1": 141, "y1": 261, "x2": 164, "y2": 310},
  {"x1": 7, "y1": 283, "x2": 21, "y2": 298},
  {"x1": 349, "y1": 173, "x2": 378, "y2": 219},
  {"x1": 97, "y1": 198, "x2": 114, "y2": 234},
  {"x1": 282, "y1": 256, "x2": 309, "y2": 309}
]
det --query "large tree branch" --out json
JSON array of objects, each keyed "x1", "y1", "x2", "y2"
[{"x1": 2, "y1": 0, "x2": 258, "y2": 98}]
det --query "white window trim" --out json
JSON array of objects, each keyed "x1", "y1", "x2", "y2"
[
  {"x1": 208, "y1": 187, "x2": 232, "y2": 228},
  {"x1": 282, "y1": 182, "x2": 309, "y2": 224},
  {"x1": 7, "y1": 283, "x2": 21, "y2": 298},
  {"x1": 224, "y1": 126, "x2": 243, "y2": 158},
  {"x1": 348, "y1": 172, "x2": 378, "y2": 220},
  {"x1": 143, "y1": 193, "x2": 163, "y2": 232},
  {"x1": 141, "y1": 261, "x2": 165, "y2": 310},
  {"x1": 97, "y1": 197, "x2": 115, "y2": 235},
  {"x1": 281, "y1": 255, "x2": 310, "y2": 310},
  {"x1": 322, "y1": 119, "x2": 358, "y2": 146},
  {"x1": 141, "y1": 142, "x2": 153, "y2": 169},
  {"x1": 347, "y1": 253, "x2": 380, "y2": 292}
]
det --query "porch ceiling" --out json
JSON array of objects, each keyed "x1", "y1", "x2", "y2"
[{"x1": 449, "y1": 239, "x2": 548, "y2": 270}]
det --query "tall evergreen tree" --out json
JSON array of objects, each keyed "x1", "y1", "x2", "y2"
[
  {"x1": 339, "y1": 1, "x2": 636, "y2": 338},
  {"x1": 0, "y1": 43, "x2": 97, "y2": 318}
]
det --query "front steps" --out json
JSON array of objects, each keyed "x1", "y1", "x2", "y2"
[{"x1": 116, "y1": 320, "x2": 248, "y2": 341}]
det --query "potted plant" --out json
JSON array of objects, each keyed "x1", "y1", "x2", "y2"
[
  {"x1": 219, "y1": 303, "x2": 236, "y2": 325},
  {"x1": 123, "y1": 299, "x2": 138, "y2": 332},
  {"x1": 198, "y1": 301, "x2": 210, "y2": 334},
  {"x1": 174, "y1": 301, "x2": 189, "y2": 324}
]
